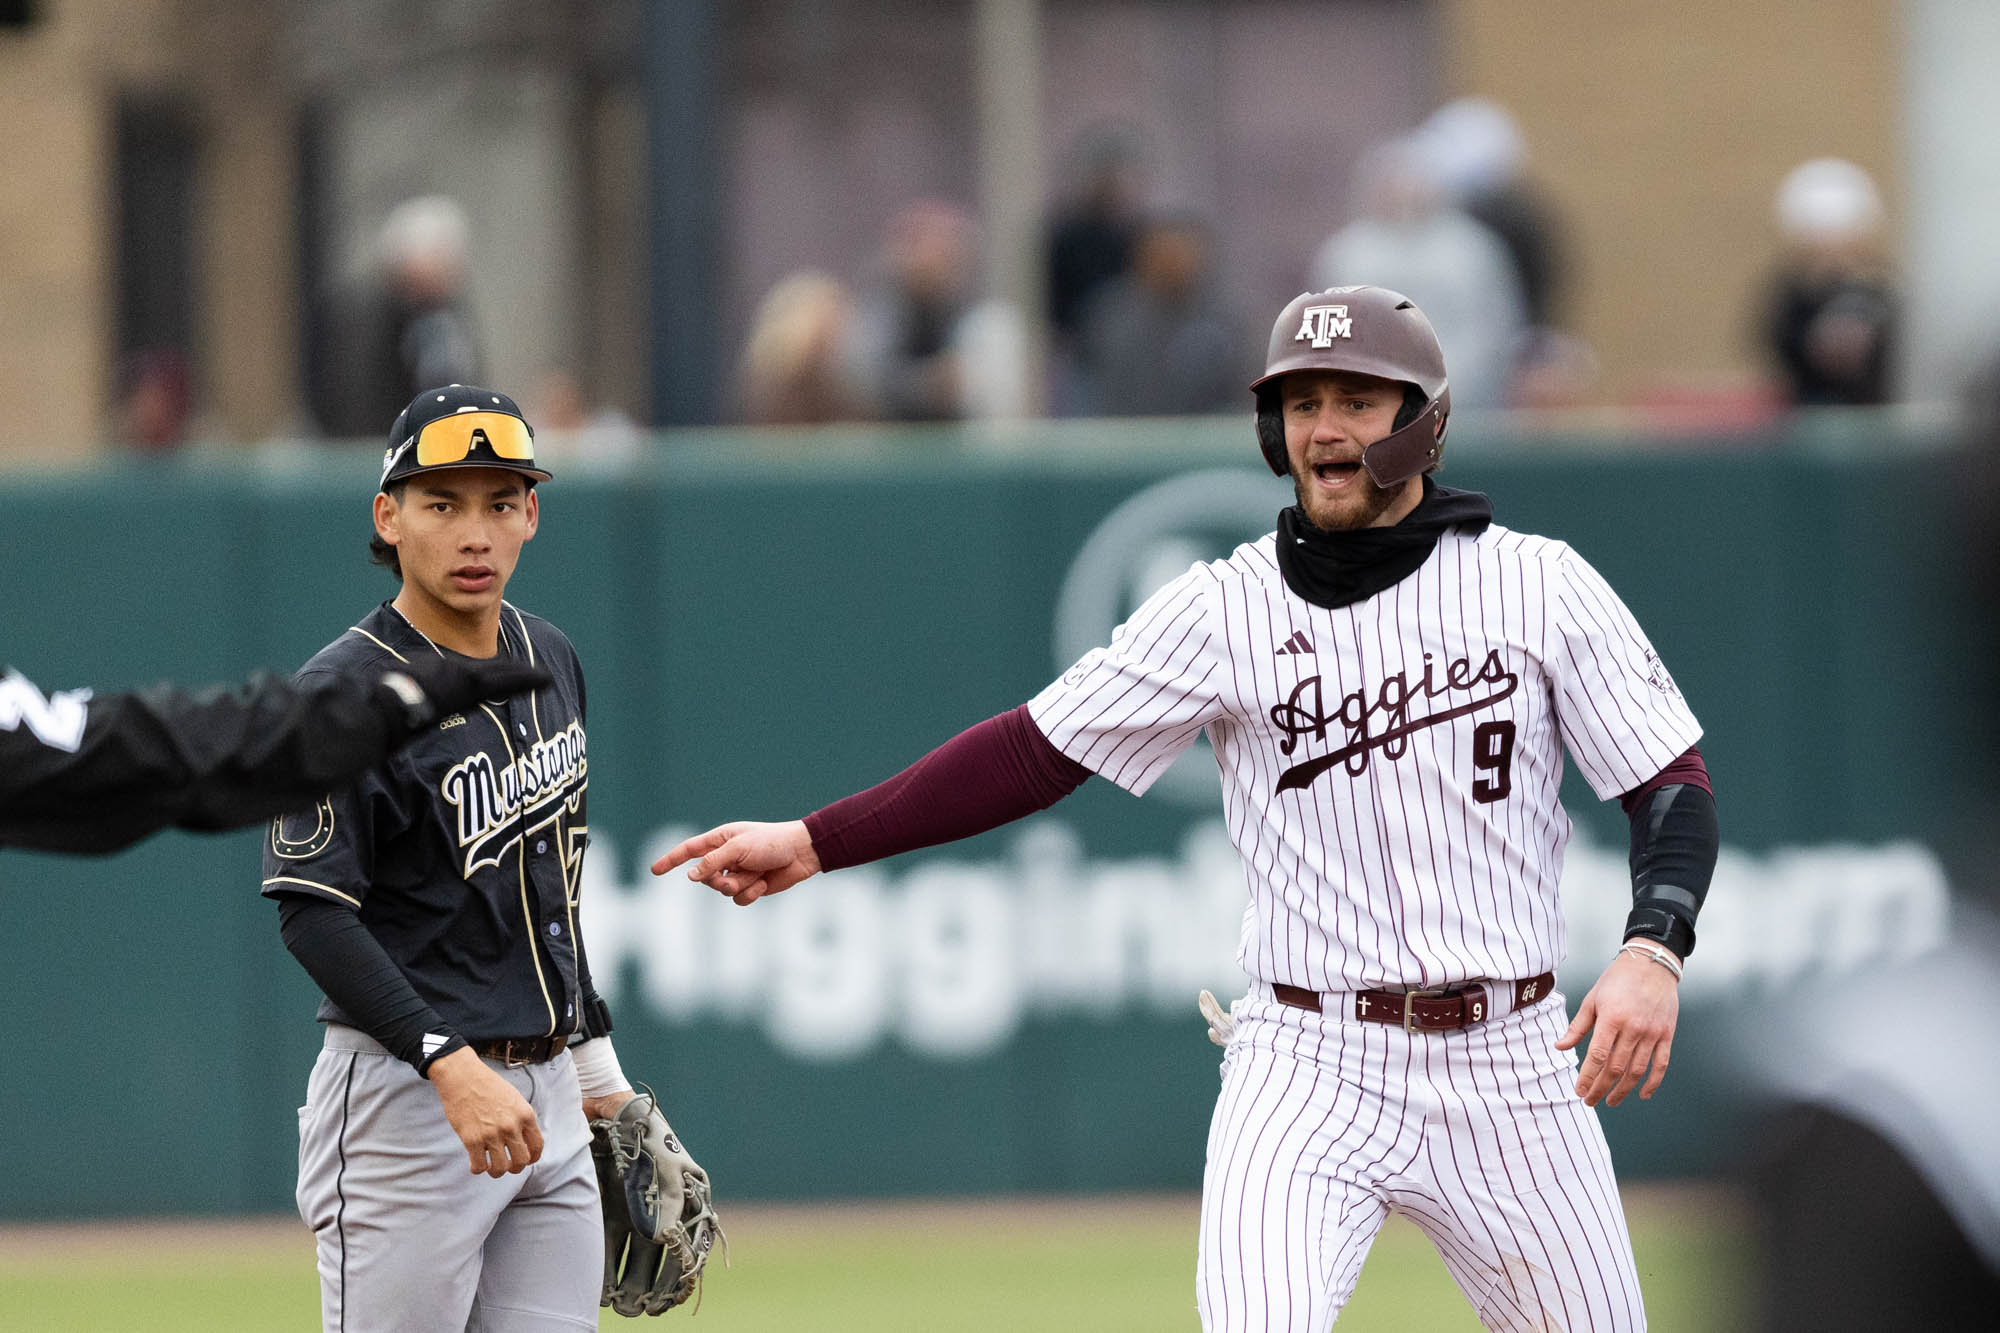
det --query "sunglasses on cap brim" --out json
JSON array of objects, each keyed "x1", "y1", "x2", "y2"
[{"x1": 413, "y1": 411, "x2": 538, "y2": 467}]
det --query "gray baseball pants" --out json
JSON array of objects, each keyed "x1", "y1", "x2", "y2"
[{"x1": 296, "y1": 1024, "x2": 602, "y2": 1332}]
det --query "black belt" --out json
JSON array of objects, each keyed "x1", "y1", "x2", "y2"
[
  {"x1": 1273, "y1": 972, "x2": 1556, "y2": 1032},
  {"x1": 472, "y1": 1034, "x2": 570, "y2": 1066}
]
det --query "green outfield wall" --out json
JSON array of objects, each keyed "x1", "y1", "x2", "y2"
[{"x1": 0, "y1": 415, "x2": 1990, "y2": 1219}]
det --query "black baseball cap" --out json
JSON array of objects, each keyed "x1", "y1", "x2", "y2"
[{"x1": 379, "y1": 384, "x2": 554, "y2": 491}]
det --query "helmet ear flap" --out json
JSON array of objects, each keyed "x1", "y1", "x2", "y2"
[
  {"x1": 1358, "y1": 384, "x2": 1451, "y2": 488},
  {"x1": 1254, "y1": 386, "x2": 1287, "y2": 476},
  {"x1": 1392, "y1": 384, "x2": 1425, "y2": 432}
]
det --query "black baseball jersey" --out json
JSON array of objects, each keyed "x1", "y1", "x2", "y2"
[
  {"x1": 2, "y1": 664, "x2": 408, "y2": 853},
  {"x1": 260, "y1": 602, "x2": 604, "y2": 1044}
]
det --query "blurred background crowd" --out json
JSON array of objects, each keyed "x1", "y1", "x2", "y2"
[{"x1": 2, "y1": 0, "x2": 1994, "y2": 461}]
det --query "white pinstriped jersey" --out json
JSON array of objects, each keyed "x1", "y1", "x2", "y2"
[{"x1": 1028, "y1": 523, "x2": 1701, "y2": 993}]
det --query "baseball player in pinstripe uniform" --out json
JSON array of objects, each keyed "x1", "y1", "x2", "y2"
[
  {"x1": 264, "y1": 386, "x2": 708, "y2": 1330},
  {"x1": 657, "y1": 286, "x2": 1718, "y2": 1331}
]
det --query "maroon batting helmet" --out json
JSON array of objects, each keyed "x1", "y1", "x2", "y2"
[{"x1": 1249, "y1": 285, "x2": 1451, "y2": 488}]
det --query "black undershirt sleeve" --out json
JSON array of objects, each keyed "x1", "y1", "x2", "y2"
[
  {"x1": 1620, "y1": 755, "x2": 1719, "y2": 960},
  {"x1": 277, "y1": 895, "x2": 467, "y2": 1074},
  {"x1": 574, "y1": 930, "x2": 614, "y2": 1041},
  {"x1": 1, "y1": 670, "x2": 403, "y2": 853}
]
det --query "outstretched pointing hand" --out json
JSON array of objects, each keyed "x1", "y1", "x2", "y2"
[{"x1": 651, "y1": 820, "x2": 821, "y2": 905}]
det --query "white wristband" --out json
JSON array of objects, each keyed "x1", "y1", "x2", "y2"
[
  {"x1": 569, "y1": 1036, "x2": 632, "y2": 1099},
  {"x1": 1618, "y1": 939, "x2": 1684, "y2": 981}
]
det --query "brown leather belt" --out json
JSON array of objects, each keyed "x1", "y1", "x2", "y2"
[
  {"x1": 472, "y1": 1035, "x2": 570, "y2": 1066},
  {"x1": 1272, "y1": 972, "x2": 1556, "y2": 1032}
]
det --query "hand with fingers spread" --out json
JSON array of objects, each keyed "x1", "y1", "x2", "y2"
[
  {"x1": 651, "y1": 820, "x2": 822, "y2": 905},
  {"x1": 1555, "y1": 944, "x2": 1682, "y2": 1108},
  {"x1": 427, "y1": 1047, "x2": 546, "y2": 1176}
]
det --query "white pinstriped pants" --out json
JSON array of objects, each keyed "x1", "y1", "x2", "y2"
[{"x1": 1197, "y1": 985, "x2": 1646, "y2": 1332}]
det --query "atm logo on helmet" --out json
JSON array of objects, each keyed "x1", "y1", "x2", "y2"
[{"x1": 1295, "y1": 304, "x2": 1353, "y2": 348}]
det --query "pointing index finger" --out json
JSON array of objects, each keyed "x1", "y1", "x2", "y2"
[
  {"x1": 650, "y1": 825, "x2": 737, "y2": 876},
  {"x1": 689, "y1": 838, "x2": 751, "y2": 883},
  {"x1": 649, "y1": 844, "x2": 697, "y2": 876}
]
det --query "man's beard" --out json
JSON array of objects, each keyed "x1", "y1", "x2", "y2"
[{"x1": 1290, "y1": 463, "x2": 1402, "y2": 534}]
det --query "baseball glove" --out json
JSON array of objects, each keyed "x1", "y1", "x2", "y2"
[{"x1": 589, "y1": 1090, "x2": 723, "y2": 1317}]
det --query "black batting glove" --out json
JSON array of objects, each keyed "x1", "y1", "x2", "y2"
[{"x1": 375, "y1": 657, "x2": 553, "y2": 734}]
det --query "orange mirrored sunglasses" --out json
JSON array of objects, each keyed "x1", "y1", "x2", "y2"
[{"x1": 414, "y1": 411, "x2": 537, "y2": 467}]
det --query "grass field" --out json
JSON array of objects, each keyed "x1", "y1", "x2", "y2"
[{"x1": 0, "y1": 1186, "x2": 1749, "y2": 1331}]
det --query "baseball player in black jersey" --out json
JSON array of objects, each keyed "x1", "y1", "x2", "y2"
[
  {"x1": 263, "y1": 386, "x2": 714, "y2": 1330},
  {"x1": 0, "y1": 657, "x2": 547, "y2": 854}
]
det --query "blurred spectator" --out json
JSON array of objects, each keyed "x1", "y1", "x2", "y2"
[
  {"x1": 845, "y1": 200, "x2": 977, "y2": 422},
  {"x1": 1074, "y1": 214, "x2": 1245, "y2": 416},
  {"x1": 1045, "y1": 124, "x2": 1147, "y2": 413},
  {"x1": 1762, "y1": 158, "x2": 1897, "y2": 406},
  {"x1": 1423, "y1": 97, "x2": 1569, "y2": 333},
  {"x1": 736, "y1": 270, "x2": 865, "y2": 425},
  {"x1": 113, "y1": 348, "x2": 192, "y2": 453},
  {"x1": 1309, "y1": 135, "x2": 1526, "y2": 411},
  {"x1": 526, "y1": 369, "x2": 642, "y2": 471},
  {"x1": 952, "y1": 296, "x2": 1031, "y2": 424},
  {"x1": 1048, "y1": 125, "x2": 1146, "y2": 341},
  {"x1": 309, "y1": 195, "x2": 483, "y2": 437},
  {"x1": 1424, "y1": 97, "x2": 1596, "y2": 408}
]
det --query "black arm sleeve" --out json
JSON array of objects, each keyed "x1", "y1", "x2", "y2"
[
  {"x1": 574, "y1": 923, "x2": 614, "y2": 1041},
  {"x1": 277, "y1": 895, "x2": 467, "y2": 1074},
  {"x1": 0, "y1": 668, "x2": 405, "y2": 853},
  {"x1": 1623, "y1": 781, "x2": 1719, "y2": 960}
]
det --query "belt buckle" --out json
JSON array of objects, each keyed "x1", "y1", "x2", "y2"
[
  {"x1": 500, "y1": 1040, "x2": 532, "y2": 1068},
  {"x1": 1401, "y1": 987, "x2": 1445, "y2": 1032}
]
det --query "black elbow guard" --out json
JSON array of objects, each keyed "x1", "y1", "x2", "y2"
[{"x1": 1624, "y1": 782, "x2": 1719, "y2": 960}]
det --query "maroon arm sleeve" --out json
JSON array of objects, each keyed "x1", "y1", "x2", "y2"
[
  {"x1": 803, "y1": 705, "x2": 1093, "y2": 871},
  {"x1": 1617, "y1": 744, "x2": 1712, "y2": 817}
]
